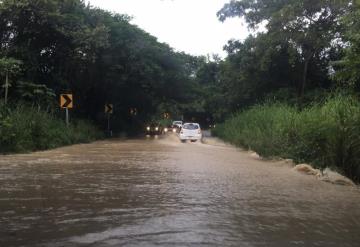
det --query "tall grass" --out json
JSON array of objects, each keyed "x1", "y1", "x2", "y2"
[
  {"x1": 213, "y1": 95, "x2": 360, "y2": 182},
  {"x1": 0, "y1": 103, "x2": 103, "y2": 153}
]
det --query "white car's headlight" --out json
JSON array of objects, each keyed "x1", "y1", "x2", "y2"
[
  {"x1": 164, "y1": 128, "x2": 168, "y2": 132},
  {"x1": 173, "y1": 128, "x2": 176, "y2": 133},
  {"x1": 146, "y1": 126, "x2": 150, "y2": 131},
  {"x1": 155, "y1": 127, "x2": 159, "y2": 131}
]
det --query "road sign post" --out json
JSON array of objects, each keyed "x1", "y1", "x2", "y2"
[
  {"x1": 66, "y1": 108, "x2": 69, "y2": 126},
  {"x1": 60, "y1": 94, "x2": 73, "y2": 126},
  {"x1": 107, "y1": 113, "x2": 111, "y2": 136},
  {"x1": 105, "y1": 104, "x2": 113, "y2": 137}
]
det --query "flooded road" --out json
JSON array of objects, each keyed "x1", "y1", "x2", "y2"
[{"x1": 1, "y1": 135, "x2": 360, "y2": 247}]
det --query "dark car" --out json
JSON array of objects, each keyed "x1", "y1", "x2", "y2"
[
  {"x1": 145, "y1": 123, "x2": 163, "y2": 135},
  {"x1": 163, "y1": 125, "x2": 174, "y2": 133}
]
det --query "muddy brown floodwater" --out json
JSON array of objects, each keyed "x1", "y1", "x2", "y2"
[{"x1": 1, "y1": 134, "x2": 360, "y2": 247}]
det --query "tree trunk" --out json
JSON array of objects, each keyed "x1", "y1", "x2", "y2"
[
  {"x1": 299, "y1": 59, "x2": 309, "y2": 99},
  {"x1": 298, "y1": 52, "x2": 313, "y2": 105}
]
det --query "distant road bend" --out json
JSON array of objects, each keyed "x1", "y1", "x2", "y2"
[{"x1": 1, "y1": 134, "x2": 360, "y2": 246}]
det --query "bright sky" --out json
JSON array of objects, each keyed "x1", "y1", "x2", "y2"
[{"x1": 87, "y1": 0, "x2": 249, "y2": 57}]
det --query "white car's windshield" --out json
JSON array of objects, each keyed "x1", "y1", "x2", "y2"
[{"x1": 183, "y1": 124, "x2": 199, "y2": 130}]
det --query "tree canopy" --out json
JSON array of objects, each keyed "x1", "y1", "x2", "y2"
[
  {"x1": 335, "y1": 1, "x2": 360, "y2": 89},
  {"x1": 0, "y1": 0, "x2": 205, "y2": 130},
  {"x1": 218, "y1": 0, "x2": 351, "y2": 101}
]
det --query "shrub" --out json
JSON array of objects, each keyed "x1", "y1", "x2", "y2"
[
  {"x1": 0, "y1": 103, "x2": 103, "y2": 153},
  {"x1": 213, "y1": 95, "x2": 360, "y2": 182}
]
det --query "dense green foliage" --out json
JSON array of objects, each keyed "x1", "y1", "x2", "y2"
[
  {"x1": 0, "y1": 0, "x2": 204, "y2": 130},
  {"x1": 0, "y1": 103, "x2": 102, "y2": 153},
  {"x1": 207, "y1": 0, "x2": 360, "y2": 182},
  {"x1": 335, "y1": 1, "x2": 360, "y2": 88},
  {"x1": 2, "y1": 0, "x2": 359, "y2": 124},
  {"x1": 213, "y1": 95, "x2": 360, "y2": 182},
  {"x1": 198, "y1": 0, "x2": 360, "y2": 121}
]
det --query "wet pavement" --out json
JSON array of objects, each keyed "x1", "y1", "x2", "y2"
[{"x1": 1, "y1": 134, "x2": 360, "y2": 246}]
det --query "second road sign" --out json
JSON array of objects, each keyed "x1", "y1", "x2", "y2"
[
  {"x1": 60, "y1": 94, "x2": 73, "y2": 108},
  {"x1": 105, "y1": 104, "x2": 113, "y2": 114}
]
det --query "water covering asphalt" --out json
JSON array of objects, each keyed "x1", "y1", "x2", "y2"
[{"x1": 1, "y1": 134, "x2": 360, "y2": 246}]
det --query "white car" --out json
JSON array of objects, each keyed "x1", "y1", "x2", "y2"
[
  {"x1": 172, "y1": 120, "x2": 182, "y2": 128},
  {"x1": 179, "y1": 123, "x2": 202, "y2": 142},
  {"x1": 172, "y1": 120, "x2": 183, "y2": 133}
]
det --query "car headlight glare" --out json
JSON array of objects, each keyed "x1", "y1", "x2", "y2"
[
  {"x1": 155, "y1": 127, "x2": 159, "y2": 131},
  {"x1": 146, "y1": 126, "x2": 150, "y2": 131}
]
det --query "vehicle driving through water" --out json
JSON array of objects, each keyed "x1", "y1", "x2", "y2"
[{"x1": 179, "y1": 122, "x2": 202, "y2": 142}]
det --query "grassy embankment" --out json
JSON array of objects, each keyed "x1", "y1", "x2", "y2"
[
  {"x1": 213, "y1": 95, "x2": 360, "y2": 182},
  {"x1": 0, "y1": 103, "x2": 103, "y2": 153}
]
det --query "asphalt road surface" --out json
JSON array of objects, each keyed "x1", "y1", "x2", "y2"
[{"x1": 1, "y1": 134, "x2": 360, "y2": 246}]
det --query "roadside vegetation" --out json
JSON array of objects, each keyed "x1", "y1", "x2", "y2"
[
  {"x1": 0, "y1": 0, "x2": 206, "y2": 153},
  {"x1": 206, "y1": 0, "x2": 360, "y2": 183},
  {"x1": 213, "y1": 94, "x2": 360, "y2": 182},
  {"x1": 0, "y1": 103, "x2": 103, "y2": 153}
]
